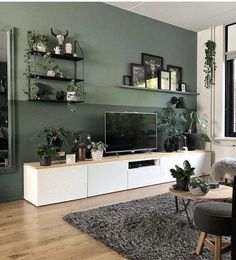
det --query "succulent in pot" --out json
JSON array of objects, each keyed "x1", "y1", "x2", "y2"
[
  {"x1": 36, "y1": 144, "x2": 58, "y2": 166},
  {"x1": 170, "y1": 160, "x2": 195, "y2": 191},
  {"x1": 88, "y1": 141, "x2": 107, "y2": 160},
  {"x1": 188, "y1": 177, "x2": 210, "y2": 196}
]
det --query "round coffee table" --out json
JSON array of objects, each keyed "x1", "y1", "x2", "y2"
[{"x1": 169, "y1": 185, "x2": 233, "y2": 227}]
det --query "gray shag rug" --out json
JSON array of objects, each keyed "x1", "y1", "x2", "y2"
[{"x1": 63, "y1": 193, "x2": 231, "y2": 260}]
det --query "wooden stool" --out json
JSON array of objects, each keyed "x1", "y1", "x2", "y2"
[
  {"x1": 196, "y1": 232, "x2": 231, "y2": 260},
  {"x1": 193, "y1": 202, "x2": 232, "y2": 259}
]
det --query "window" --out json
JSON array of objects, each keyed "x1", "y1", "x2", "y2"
[{"x1": 225, "y1": 23, "x2": 236, "y2": 137}]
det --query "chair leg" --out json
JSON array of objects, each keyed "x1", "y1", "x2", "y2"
[
  {"x1": 214, "y1": 236, "x2": 222, "y2": 260},
  {"x1": 196, "y1": 232, "x2": 207, "y2": 255}
]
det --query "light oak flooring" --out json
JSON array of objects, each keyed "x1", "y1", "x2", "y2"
[{"x1": 0, "y1": 182, "x2": 173, "y2": 260}]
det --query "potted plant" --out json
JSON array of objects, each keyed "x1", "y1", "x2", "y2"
[
  {"x1": 183, "y1": 111, "x2": 212, "y2": 150},
  {"x1": 204, "y1": 40, "x2": 216, "y2": 89},
  {"x1": 36, "y1": 144, "x2": 58, "y2": 166},
  {"x1": 88, "y1": 141, "x2": 107, "y2": 160},
  {"x1": 170, "y1": 160, "x2": 195, "y2": 191},
  {"x1": 188, "y1": 177, "x2": 210, "y2": 196},
  {"x1": 36, "y1": 127, "x2": 73, "y2": 151},
  {"x1": 66, "y1": 80, "x2": 85, "y2": 112},
  {"x1": 157, "y1": 107, "x2": 182, "y2": 152}
]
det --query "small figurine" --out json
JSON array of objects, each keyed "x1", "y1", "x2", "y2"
[
  {"x1": 51, "y1": 28, "x2": 68, "y2": 47},
  {"x1": 54, "y1": 46, "x2": 61, "y2": 55}
]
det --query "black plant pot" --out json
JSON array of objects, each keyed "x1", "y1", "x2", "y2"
[
  {"x1": 184, "y1": 133, "x2": 202, "y2": 151},
  {"x1": 164, "y1": 143, "x2": 176, "y2": 152},
  {"x1": 47, "y1": 137, "x2": 63, "y2": 152},
  {"x1": 176, "y1": 178, "x2": 189, "y2": 191},
  {"x1": 40, "y1": 156, "x2": 52, "y2": 166}
]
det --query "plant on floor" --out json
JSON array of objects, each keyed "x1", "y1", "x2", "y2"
[
  {"x1": 157, "y1": 107, "x2": 183, "y2": 152},
  {"x1": 170, "y1": 160, "x2": 195, "y2": 191},
  {"x1": 204, "y1": 40, "x2": 216, "y2": 89}
]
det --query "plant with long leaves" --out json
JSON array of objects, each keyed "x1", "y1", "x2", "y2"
[{"x1": 204, "y1": 40, "x2": 216, "y2": 89}]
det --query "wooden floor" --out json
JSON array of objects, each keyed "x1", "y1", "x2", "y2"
[{"x1": 0, "y1": 182, "x2": 173, "y2": 260}]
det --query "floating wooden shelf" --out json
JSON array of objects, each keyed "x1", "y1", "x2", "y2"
[
  {"x1": 29, "y1": 74, "x2": 84, "y2": 82},
  {"x1": 30, "y1": 50, "x2": 83, "y2": 61},
  {"x1": 120, "y1": 85, "x2": 199, "y2": 96}
]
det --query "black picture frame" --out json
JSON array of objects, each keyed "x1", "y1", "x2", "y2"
[
  {"x1": 159, "y1": 70, "x2": 170, "y2": 90},
  {"x1": 142, "y1": 53, "x2": 163, "y2": 80},
  {"x1": 130, "y1": 63, "x2": 146, "y2": 88},
  {"x1": 167, "y1": 65, "x2": 182, "y2": 91},
  {"x1": 123, "y1": 75, "x2": 131, "y2": 86}
]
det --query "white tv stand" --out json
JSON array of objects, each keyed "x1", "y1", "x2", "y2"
[{"x1": 24, "y1": 151, "x2": 211, "y2": 206}]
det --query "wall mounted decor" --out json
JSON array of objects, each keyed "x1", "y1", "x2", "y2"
[
  {"x1": 142, "y1": 53, "x2": 163, "y2": 89},
  {"x1": 159, "y1": 70, "x2": 170, "y2": 90},
  {"x1": 123, "y1": 75, "x2": 131, "y2": 86},
  {"x1": 167, "y1": 65, "x2": 182, "y2": 91},
  {"x1": 130, "y1": 63, "x2": 146, "y2": 88}
]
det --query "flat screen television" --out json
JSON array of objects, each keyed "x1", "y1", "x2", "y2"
[{"x1": 105, "y1": 112, "x2": 157, "y2": 154}]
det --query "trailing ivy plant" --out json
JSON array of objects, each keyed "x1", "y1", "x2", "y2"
[
  {"x1": 204, "y1": 40, "x2": 216, "y2": 89},
  {"x1": 23, "y1": 31, "x2": 52, "y2": 98}
]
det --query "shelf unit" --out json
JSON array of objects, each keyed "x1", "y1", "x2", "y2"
[
  {"x1": 27, "y1": 39, "x2": 85, "y2": 104},
  {"x1": 120, "y1": 85, "x2": 199, "y2": 96}
]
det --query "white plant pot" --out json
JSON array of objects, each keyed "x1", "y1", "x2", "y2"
[
  {"x1": 188, "y1": 186, "x2": 208, "y2": 196},
  {"x1": 36, "y1": 43, "x2": 46, "y2": 52},
  {"x1": 47, "y1": 70, "x2": 56, "y2": 77},
  {"x1": 67, "y1": 91, "x2": 79, "y2": 102},
  {"x1": 91, "y1": 150, "x2": 103, "y2": 160}
]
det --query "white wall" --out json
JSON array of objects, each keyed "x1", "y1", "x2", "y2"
[{"x1": 197, "y1": 25, "x2": 236, "y2": 162}]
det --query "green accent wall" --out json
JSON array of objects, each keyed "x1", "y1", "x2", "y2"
[{"x1": 0, "y1": 2, "x2": 197, "y2": 202}]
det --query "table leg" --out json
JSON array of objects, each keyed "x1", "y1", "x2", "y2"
[
  {"x1": 181, "y1": 198, "x2": 193, "y2": 228},
  {"x1": 175, "y1": 196, "x2": 179, "y2": 212}
]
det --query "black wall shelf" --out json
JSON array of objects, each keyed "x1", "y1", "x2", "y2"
[
  {"x1": 30, "y1": 50, "x2": 84, "y2": 61},
  {"x1": 120, "y1": 85, "x2": 199, "y2": 96},
  {"x1": 28, "y1": 99, "x2": 84, "y2": 103},
  {"x1": 29, "y1": 74, "x2": 84, "y2": 82}
]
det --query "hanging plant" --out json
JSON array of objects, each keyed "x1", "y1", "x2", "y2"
[{"x1": 204, "y1": 40, "x2": 216, "y2": 89}]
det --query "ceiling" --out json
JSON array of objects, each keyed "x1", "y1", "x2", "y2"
[{"x1": 105, "y1": 2, "x2": 236, "y2": 32}]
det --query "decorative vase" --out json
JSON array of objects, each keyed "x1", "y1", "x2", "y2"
[
  {"x1": 67, "y1": 91, "x2": 79, "y2": 102},
  {"x1": 40, "y1": 156, "x2": 51, "y2": 166},
  {"x1": 47, "y1": 70, "x2": 56, "y2": 77},
  {"x1": 184, "y1": 133, "x2": 202, "y2": 151},
  {"x1": 164, "y1": 143, "x2": 175, "y2": 152},
  {"x1": 188, "y1": 186, "x2": 209, "y2": 196},
  {"x1": 91, "y1": 150, "x2": 103, "y2": 160}
]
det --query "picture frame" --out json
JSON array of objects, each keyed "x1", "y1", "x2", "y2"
[
  {"x1": 167, "y1": 65, "x2": 182, "y2": 91},
  {"x1": 123, "y1": 75, "x2": 131, "y2": 86},
  {"x1": 159, "y1": 70, "x2": 170, "y2": 90},
  {"x1": 130, "y1": 63, "x2": 146, "y2": 88},
  {"x1": 181, "y1": 83, "x2": 186, "y2": 92},
  {"x1": 142, "y1": 52, "x2": 163, "y2": 78},
  {"x1": 146, "y1": 71, "x2": 158, "y2": 89}
]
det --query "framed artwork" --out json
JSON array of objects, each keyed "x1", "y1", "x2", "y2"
[
  {"x1": 130, "y1": 63, "x2": 146, "y2": 88},
  {"x1": 181, "y1": 83, "x2": 186, "y2": 92},
  {"x1": 142, "y1": 52, "x2": 163, "y2": 77},
  {"x1": 146, "y1": 71, "x2": 158, "y2": 89},
  {"x1": 159, "y1": 70, "x2": 170, "y2": 90},
  {"x1": 123, "y1": 75, "x2": 131, "y2": 86},
  {"x1": 167, "y1": 65, "x2": 182, "y2": 91}
]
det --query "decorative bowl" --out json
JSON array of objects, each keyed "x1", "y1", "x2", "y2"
[{"x1": 188, "y1": 186, "x2": 209, "y2": 196}]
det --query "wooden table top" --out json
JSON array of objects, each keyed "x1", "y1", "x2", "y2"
[{"x1": 169, "y1": 185, "x2": 233, "y2": 201}]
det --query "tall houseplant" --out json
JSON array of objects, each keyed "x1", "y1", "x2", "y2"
[
  {"x1": 204, "y1": 40, "x2": 216, "y2": 89},
  {"x1": 157, "y1": 107, "x2": 182, "y2": 152},
  {"x1": 183, "y1": 111, "x2": 212, "y2": 150}
]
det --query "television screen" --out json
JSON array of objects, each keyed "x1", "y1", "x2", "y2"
[{"x1": 105, "y1": 112, "x2": 157, "y2": 153}]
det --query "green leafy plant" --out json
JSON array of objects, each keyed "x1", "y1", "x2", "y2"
[
  {"x1": 66, "y1": 80, "x2": 85, "y2": 112},
  {"x1": 170, "y1": 160, "x2": 195, "y2": 180},
  {"x1": 183, "y1": 111, "x2": 212, "y2": 143},
  {"x1": 189, "y1": 177, "x2": 210, "y2": 194},
  {"x1": 34, "y1": 127, "x2": 73, "y2": 152},
  {"x1": 157, "y1": 107, "x2": 183, "y2": 146},
  {"x1": 35, "y1": 144, "x2": 58, "y2": 158},
  {"x1": 204, "y1": 40, "x2": 216, "y2": 89},
  {"x1": 88, "y1": 141, "x2": 107, "y2": 152}
]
